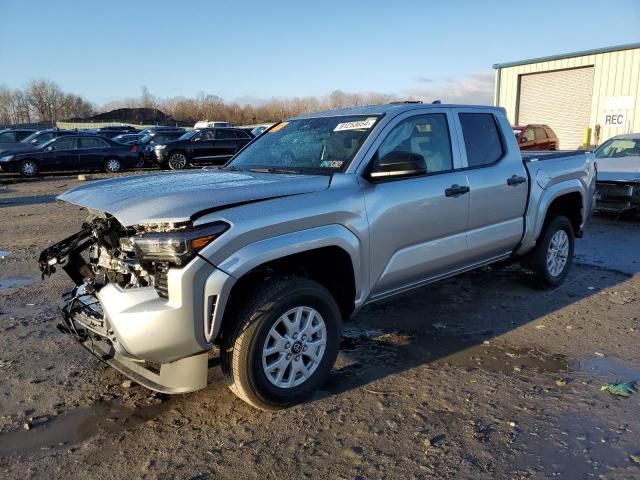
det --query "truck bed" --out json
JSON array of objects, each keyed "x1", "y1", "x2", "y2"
[{"x1": 521, "y1": 150, "x2": 586, "y2": 162}]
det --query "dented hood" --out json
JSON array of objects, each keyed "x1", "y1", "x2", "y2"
[
  {"x1": 596, "y1": 155, "x2": 640, "y2": 183},
  {"x1": 58, "y1": 170, "x2": 331, "y2": 226}
]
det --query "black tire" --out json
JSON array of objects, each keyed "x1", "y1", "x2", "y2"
[
  {"x1": 104, "y1": 157, "x2": 122, "y2": 173},
  {"x1": 168, "y1": 151, "x2": 188, "y2": 170},
  {"x1": 18, "y1": 159, "x2": 39, "y2": 178},
  {"x1": 221, "y1": 276, "x2": 342, "y2": 410},
  {"x1": 521, "y1": 215, "x2": 574, "y2": 289},
  {"x1": 134, "y1": 155, "x2": 145, "y2": 169}
]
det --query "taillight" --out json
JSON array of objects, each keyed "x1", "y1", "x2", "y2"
[{"x1": 130, "y1": 146, "x2": 137, "y2": 153}]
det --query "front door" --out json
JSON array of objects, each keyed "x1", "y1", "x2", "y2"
[
  {"x1": 363, "y1": 110, "x2": 470, "y2": 298},
  {"x1": 47, "y1": 137, "x2": 79, "y2": 171}
]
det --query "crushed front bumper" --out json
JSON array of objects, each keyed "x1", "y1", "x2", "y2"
[
  {"x1": 60, "y1": 283, "x2": 210, "y2": 394},
  {"x1": 595, "y1": 181, "x2": 640, "y2": 212}
]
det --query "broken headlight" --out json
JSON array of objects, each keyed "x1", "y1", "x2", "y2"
[{"x1": 132, "y1": 222, "x2": 229, "y2": 267}]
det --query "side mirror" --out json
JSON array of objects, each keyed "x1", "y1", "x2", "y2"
[
  {"x1": 46, "y1": 145, "x2": 54, "y2": 151},
  {"x1": 193, "y1": 137, "x2": 201, "y2": 142},
  {"x1": 521, "y1": 137, "x2": 528, "y2": 143},
  {"x1": 369, "y1": 151, "x2": 427, "y2": 180}
]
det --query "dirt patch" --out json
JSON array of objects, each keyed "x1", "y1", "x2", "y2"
[{"x1": 0, "y1": 178, "x2": 639, "y2": 479}]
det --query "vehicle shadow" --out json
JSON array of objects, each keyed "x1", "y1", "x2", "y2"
[{"x1": 313, "y1": 262, "x2": 631, "y2": 401}]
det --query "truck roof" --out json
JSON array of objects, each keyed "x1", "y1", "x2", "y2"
[{"x1": 288, "y1": 102, "x2": 505, "y2": 120}]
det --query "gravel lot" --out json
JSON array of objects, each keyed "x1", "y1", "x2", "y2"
[{"x1": 0, "y1": 173, "x2": 639, "y2": 479}]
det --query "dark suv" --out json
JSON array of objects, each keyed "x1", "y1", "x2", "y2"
[
  {"x1": 153, "y1": 127, "x2": 252, "y2": 169},
  {"x1": 513, "y1": 124, "x2": 559, "y2": 150}
]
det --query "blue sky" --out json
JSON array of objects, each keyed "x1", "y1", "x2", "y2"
[{"x1": 1, "y1": 0, "x2": 639, "y2": 106}]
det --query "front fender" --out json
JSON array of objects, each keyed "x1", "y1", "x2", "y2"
[{"x1": 203, "y1": 224, "x2": 365, "y2": 341}]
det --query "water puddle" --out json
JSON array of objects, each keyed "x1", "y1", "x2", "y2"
[
  {"x1": 577, "y1": 356, "x2": 640, "y2": 381},
  {"x1": 0, "y1": 277, "x2": 32, "y2": 292},
  {"x1": 0, "y1": 397, "x2": 174, "y2": 457},
  {"x1": 0, "y1": 251, "x2": 10, "y2": 259}
]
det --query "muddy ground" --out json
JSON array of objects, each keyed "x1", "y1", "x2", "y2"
[{"x1": 0, "y1": 174, "x2": 639, "y2": 479}]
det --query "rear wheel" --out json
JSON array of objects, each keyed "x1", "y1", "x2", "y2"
[
  {"x1": 19, "y1": 159, "x2": 39, "y2": 178},
  {"x1": 522, "y1": 215, "x2": 574, "y2": 289},
  {"x1": 134, "y1": 156, "x2": 145, "y2": 169},
  {"x1": 221, "y1": 277, "x2": 342, "y2": 410},
  {"x1": 168, "y1": 151, "x2": 187, "y2": 170},
  {"x1": 104, "y1": 157, "x2": 122, "y2": 173}
]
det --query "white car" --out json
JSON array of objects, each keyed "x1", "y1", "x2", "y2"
[
  {"x1": 193, "y1": 120, "x2": 230, "y2": 129},
  {"x1": 594, "y1": 134, "x2": 640, "y2": 212}
]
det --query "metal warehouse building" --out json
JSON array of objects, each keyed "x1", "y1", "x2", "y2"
[{"x1": 493, "y1": 43, "x2": 640, "y2": 149}]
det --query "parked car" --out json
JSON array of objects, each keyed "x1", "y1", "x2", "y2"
[
  {"x1": 152, "y1": 127, "x2": 252, "y2": 169},
  {"x1": 138, "y1": 126, "x2": 185, "y2": 136},
  {"x1": 94, "y1": 126, "x2": 139, "y2": 139},
  {"x1": 0, "y1": 128, "x2": 86, "y2": 156},
  {"x1": 40, "y1": 103, "x2": 596, "y2": 409},
  {"x1": 0, "y1": 128, "x2": 39, "y2": 143},
  {"x1": 194, "y1": 120, "x2": 230, "y2": 129},
  {"x1": 0, "y1": 135, "x2": 139, "y2": 177},
  {"x1": 593, "y1": 133, "x2": 640, "y2": 212},
  {"x1": 513, "y1": 124, "x2": 559, "y2": 150},
  {"x1": 136, "y1": 131, "x2": 186, "y2": 165},
  {"x1": 112, "y1": 133, "x2": 145, "y2": 145},
  {"x1": 251, "y1": 125, "x2": 271, "y2": 137}
]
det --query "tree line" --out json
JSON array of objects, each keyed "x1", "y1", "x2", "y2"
[{"x1": 0, "y1": 80, "x2": 400, "y2": 126}]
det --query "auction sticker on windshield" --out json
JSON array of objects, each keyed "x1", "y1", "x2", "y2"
[
  {"x1": 334, "y1": 117, "x2": 377, "y2": 132},
  {"x1": 269, "y1": 122, "x2": 289, "y2": 133}
]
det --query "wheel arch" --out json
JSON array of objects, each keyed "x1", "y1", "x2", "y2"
[{"x1": 205, "y1": 225, "x2": 365, "y2": 342}]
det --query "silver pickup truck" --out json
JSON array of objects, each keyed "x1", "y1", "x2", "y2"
[{"x1": 40, "y1": 103, "x2": 596, "y2": 410}]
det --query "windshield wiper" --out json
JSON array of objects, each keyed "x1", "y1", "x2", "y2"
[{"x1": 247, "y1": 167, "x2": 300, "y2": 174}]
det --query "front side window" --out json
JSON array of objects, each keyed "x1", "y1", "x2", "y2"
[
  {"x1": 523, "y1": 127, "x2": 535, "y2": 143},
  {"x1": 50, "y1": 137, "x2": 76, "y2": 150},
  {"x1": 228, "y1": 115, "x2": 381, "y2": 173},
  {"x1": 594, "y1": 138, "x2": 640, "y2": 158},
  {"x1": 377, "y1": 113, "x2": 453, "y2": 174},
  {"x1": 459, "y1": 113, "x2": 504, "y2": 167}
]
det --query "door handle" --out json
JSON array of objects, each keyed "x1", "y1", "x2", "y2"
[
  {"x1": 507, "y1": 175, "x2": 527, "y2": 186},
  {"x1": 445, "y1": 184, "x2": 470, "y2": 197}
]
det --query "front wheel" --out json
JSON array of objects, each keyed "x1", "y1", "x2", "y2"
[
  {"x1": 19, "y1": 159, "x2": 39, "y2": 178},
  {"x1": 168, "y1": 152, "x2": 187, "y2": 170},
  {"x1": 221, "y1": 277, "x2": 342, "y2": 410},
  {"x1": 522, "y1": 215, "x2": 574, "y2": 289}
]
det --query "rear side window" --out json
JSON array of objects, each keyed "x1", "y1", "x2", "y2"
[
  {"x1": 458, "y1": 113, "x2": 504, "y2": 167},
  {"x1": 79, "y1": 137, "x2": 108, "y2": 148},
  {"x1": 0, "y1": 131, "x2": 16, "y2": 142},
  {"x1": 216, "y1": 129, "x2": 235, "y2": 140}
]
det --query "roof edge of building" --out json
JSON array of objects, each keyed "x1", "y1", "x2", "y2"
[{"x1": 493, "y1": 42, "x2": 640, "y2": 69}]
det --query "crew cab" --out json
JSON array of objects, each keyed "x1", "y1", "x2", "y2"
[
  {"x1": 40, "y1": 103, "x2": 596, "y2": 410},
  {"x1": 153, "y1": 127, "x2": 252, "y2": 169}
]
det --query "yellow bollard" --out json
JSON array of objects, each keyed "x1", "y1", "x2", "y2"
[{"x1": 583, "y1": 127, "x2": 592, "y2": 151}]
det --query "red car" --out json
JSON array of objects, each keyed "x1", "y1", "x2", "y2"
[{"x1": 513, "y1": 124, "x2": 559, "y2": 150}]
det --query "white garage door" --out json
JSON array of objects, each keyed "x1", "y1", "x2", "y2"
[{"x1": 517, "y1": 67, "x2": 594, "y2": 149}]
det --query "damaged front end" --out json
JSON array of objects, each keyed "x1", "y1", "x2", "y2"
[{"x1": 39, "y1": 214, "x2": 230, "y2": 393}]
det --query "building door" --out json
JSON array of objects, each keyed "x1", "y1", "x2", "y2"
[{"x1": 517, "y1": 66, "x2": 594, "y2": 149}]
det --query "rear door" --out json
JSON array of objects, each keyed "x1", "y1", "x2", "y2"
[
  {"x1": 453, "y1": 110, "x2": 528, "y2": 262},
  {"x1": 46, "y1": 137, "x2": 79, "y2": 171},
  {"x1": 78, "y1": 137, "x2": 111, "y2": 170},
  {"x1": 213, "y1": 129, "x2": 238, "y2": 162},
  {"x1": 363, "y1": 109, "x2": 471, "y2": 298}
]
